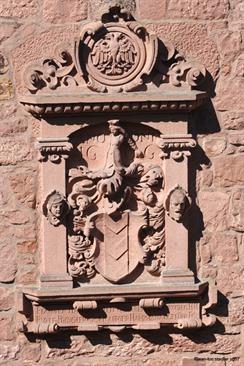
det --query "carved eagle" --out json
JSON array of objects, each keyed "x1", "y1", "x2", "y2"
[{"x1": 91, "y1": 33, "x2": 137, "y2": 75}]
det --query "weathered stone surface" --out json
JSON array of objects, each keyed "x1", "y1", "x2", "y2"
[
  {"x1": 0, "y1": 287, "x2": 14, "y2": 311},
  {"x1": 229, "y1": 189, "x2": 244, "y2": 232},
  {"x1": 89, "y1": 0, "x2": 136, "y2": 20},
  {"x1": 200, "y1": 169, "x2": 213, "y2": 188},
  {"x1": 0, "y1": 0, "x2": 39, "y2": 18},
  {"x1": 16, "y1": 264, "x2": 37, "y2": 285},
  {"x1": 0, "y1": 137, "x2": 31, "y2": 165},
  {"x1": 19, "y1": 336, "x2": 41, "y2": 363},
  {"x1": 43, "y1": 0, "x2": 88, "y2": 23},
  {"x1": 0, "y1": 240, "x2": 17, "y2": 283},
  {"x1": 199, "y1": 234, "x2": 212, "y2": 265},
  {"x1": 198, "y1": 191, "x2": 230, "y2": 231},
  {"x1": 217, "y1": 264, "x2": 244, "y2": 296},
  {"x1": 203, "y1": 136, "x2": 227, "y2": 156},
  {"x1": 229, "y1": 133, "x2": 244, "y2": 146},
  {"x1": 214, "y1": 155, "x2": 244, "y2": 187},
  {"x1": 217, "y1": 31, "x2": 242, "y2": 76},
  {"x1": 16, "y1": 240, "x2": 37, "y2": 255},
  {"x1": 221, "y1": 111, "x2": 244, "y2": 130},
  {"x1": 210, "y1": 232, "x2": 239, "y2": 264},
  {"x1": 0, "y1": 22, "x2": 20, "y2": 44},
  {"x1": 148, "y1": 23, "x2": 219, "y2": 79},
  {"x1": 227, "y1": 297, "x2": 244, "y2": 326},
  {"x1": 166, "y1": 0, "x2": 229, "y2": 20},
  {"x1": 138, "y1": 0, "x2": 166, "y2": 20},
  {"x1": 0, "y1": 314, "x2": 15, "y2": 341},
  {"x1": 10, "y1": 170, "x2": 37, "y2": 208},
  {"x1": 0, "y1": 343, "x2": 19, "y2": 363}
]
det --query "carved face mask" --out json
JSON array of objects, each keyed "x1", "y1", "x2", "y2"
[
  {"x1": 169, "y1": 190, "x2": 187, "y2": 222},
  {"x1": 50, "y1": 201, "x2": 64, "y2": 218}
]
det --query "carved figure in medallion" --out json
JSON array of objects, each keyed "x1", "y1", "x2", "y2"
[
  {"x1": 165, "y1": 186, "x2": 191, "y2": 223},
  {"x1": 43, "y1": 190, "x2": 69, "y2": 226}
]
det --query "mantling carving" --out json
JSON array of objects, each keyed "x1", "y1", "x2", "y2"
[{"x1": 67, "y1": 120, "x2": 165, "y2": 283}]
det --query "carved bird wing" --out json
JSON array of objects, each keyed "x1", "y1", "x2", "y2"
[
  {"x1": 91, "y1": 39, "x2": 111, "y2": 66},
  {"x1": 118, "y1": 39, "x2": 137, "y2": 64}
]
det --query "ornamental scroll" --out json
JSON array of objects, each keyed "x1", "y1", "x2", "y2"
[{"x1": 17, "y1": 2, "x2": 217, "y2": 335}]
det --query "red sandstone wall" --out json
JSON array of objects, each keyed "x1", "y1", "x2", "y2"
[{"x1": 0, "y1": 0, "x2": 243, "y2": 365}]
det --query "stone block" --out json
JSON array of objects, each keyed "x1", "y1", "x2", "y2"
[
  {"x1": 221, "y1": 111, "x2": 244, "y2": 130},
  {"x1": 166, "y1": 0, "x2": 229, "y2": 20},
  {"x1": 147, "y1": 23, "x2": 219, "y2": 79},
  {"x1": 229, "y1": 189, "x2": 244, "y2": 232},
  {"x1": 0, "y1": 287, "x2": 14, "y2": 311},
  {"x1": 0, "y1": 240, "x2": 17, "y2": 283},
  {"x1": 0, "y1": 0, "x2": 39, "y2": 18},
  {"x1": 0, "y1": 314, "x2": 15, "y2": 341},
  {"x1": 0, "y1": 343, "x2": 19, "y2": 363},
  {"x1": 43, "y1": 0, "x2": 88, "y2": 23},
  {"x1": 211, "y1": 232, "x2": 239, "y2": 264},
  {"x1": 217, "y1": 263, "x2": 244, "y2": 296},
  {"x1": 10, "y1": 170, "x2": 37, "y2": 208},
  {"x1": 0, "y1": 137, "x2": 30, "y2": 165},
  {"x1": 204, "y1": 137, "x2": 227, "y2": 157},
  {"x1": 138, "y1": 0, "x2": 166, "y2": 20},
  {"x1": 214, "y1": 155, "x2": 244, "y2": 187},
  {"x1": 198, "y1": 191, "x2": 230, "y2": 231}
]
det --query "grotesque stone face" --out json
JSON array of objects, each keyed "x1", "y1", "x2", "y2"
[
  {"x1": 169, "y1": 190, "x2": 187, "y2": 222},
  {"x1": 164, "y1": 187, "x2": 191, "y2": 223}
]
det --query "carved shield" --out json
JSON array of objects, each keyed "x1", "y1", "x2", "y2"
[{"x1": 94, "y1": 212, "x2": 146, "y2": 283}]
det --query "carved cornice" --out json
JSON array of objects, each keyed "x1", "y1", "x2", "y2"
[
  {"x1": 158, "y1": 134, "x2": 196, "y2": 161},
  {"x1": 36, "y1": 137, "x2": 73, "y2": 163},
  {"x1": 20, "y1": 91, "x2": 207, "y2": 116}
]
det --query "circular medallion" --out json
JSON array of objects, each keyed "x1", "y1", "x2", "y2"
[{"x1": 78, "y1": 22, "x2": 157, "y2": 92}]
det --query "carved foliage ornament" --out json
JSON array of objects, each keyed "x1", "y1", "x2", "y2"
[{"x1": 22, "y1": 5, "x2": 206, "y2": 95}]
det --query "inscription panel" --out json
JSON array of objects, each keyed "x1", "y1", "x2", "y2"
[{"x1": 33, "y1": 302, "x2": 200, "y2": 327}]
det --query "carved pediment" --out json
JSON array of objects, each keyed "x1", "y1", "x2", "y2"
[{"x1": 19, "y1": 4, "x2": 207, "y2": 115}]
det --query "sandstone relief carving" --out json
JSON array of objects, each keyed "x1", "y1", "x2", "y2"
[
  {"x1": 16, "y1": 2, "x2": 217, "y2": 335},
  {"x1": 67, "y1": 120, "x2": 165, "y2": 283},
  {"x1": 43, "y1": 190, "x2": 69, "y2": 226},
  {"x1": 164, "y1": 185, "x2": 191, "y2": 223},
  {"x1": 21, "y1": 3, "x2": 206, "y2": 101}
]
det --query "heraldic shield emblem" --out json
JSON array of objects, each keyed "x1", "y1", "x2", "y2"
[{"x1": 93, "y1": 211, "x2": 146, "y2": 283}]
